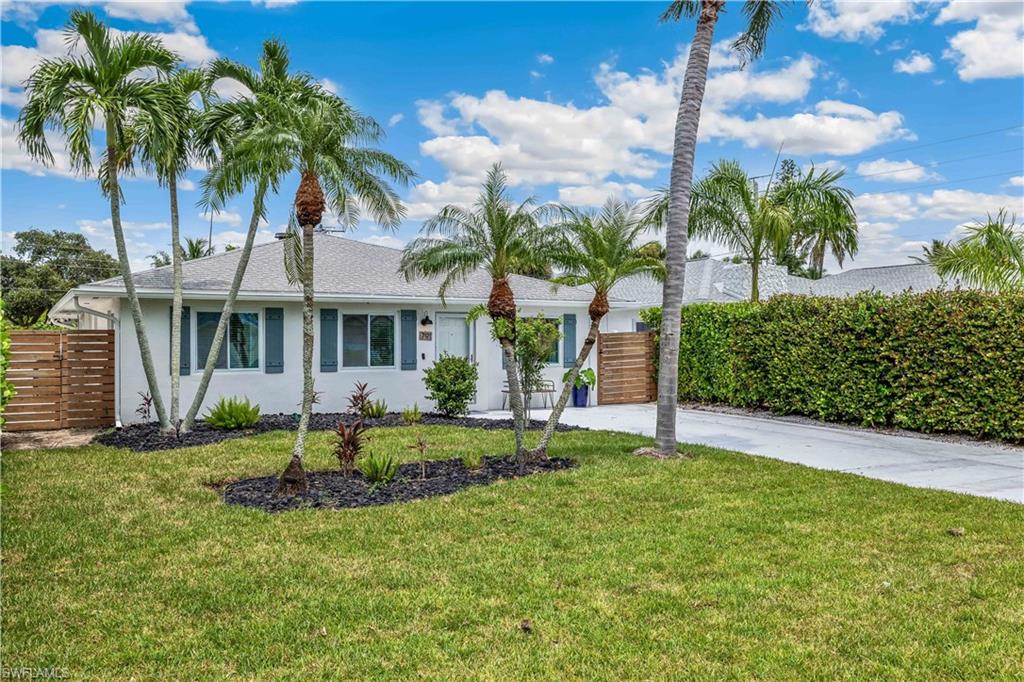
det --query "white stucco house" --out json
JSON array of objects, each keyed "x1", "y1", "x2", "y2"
[{"x1": 50, "y1": 234, "x2": 648, "y2": 425}]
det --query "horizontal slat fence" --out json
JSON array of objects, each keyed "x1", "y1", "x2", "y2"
[
  {"x1": 597, "y1": 331, "x2": 656, "y2": 405},
  {"x1": 4, "y1": 330, "x2": 115, "y2": 431}
]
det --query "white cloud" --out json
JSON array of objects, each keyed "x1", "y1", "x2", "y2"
[
  {"x1": 359, "y1": 235, "x2": 405, "y2": 250},
  {"x1": 893, "y1": 51, "x2": 934, "y2": 74},
  {"x1": 1, "y1": 117, "x2": 84, "y2": 180},
  {"x1": 402, "y1": 179, "x2": 481, "y2": 221},
  {"x1": 103, "y1": 2, "x2": 198, "y2": 33},
  {"x1": 209, "y1": 228, "x2": 276, "y2": 252},
  {"x1": 211, "y1": 77, "x2": 252, "y2": 101},
  {"x1": 916, "y1": 188, "x2": 1024, "y2": 220},
  {"x1": 1010, "y1": 176, "x2": 1024, "y2": 187},
  {"x1": 854, "y1": 192, "x2": 918, "y2": 221},
  {"x1": 416, "y1": 99, "x2": 459, "y2": 135},
  {"x1": 529, "y1": 70, "x2": 543, "y2": 79},
  {"x1": 387, "y1": 113, "x2": 404, "y2": 127},
  {"x1": 557, "y1": 182, "x2": 652, "y2": 207},
  {"x1": 179, "y1": 178, "x2": 197, "y2": 191},
  {"x1": 802, "y1": 0, "x2": 920, "y2": 41},
  {"x1": 77, "y1": 217, "x2": 169, "y2": 232},
  {"x1": 320, "y1": 78, "x2": 339, "y2": 95},
  {"x1": 251, "y1": 0, "x2": 300, "y2": 7},
  {"x1": 537, "y1": 53, "x2": 554, "y2": 65},
  {"x1": 936, "y1": 0, "x2": 1024, "y2": 80},
  {"x1": 856, "y1": 158, "x2": 933, "y2": 182},
  {"x1": 831, "y1": 220, "x2": 929, "y2": 269},
  {"x1": 199, "y1": 210, "x2": 243, "y2": 227}
]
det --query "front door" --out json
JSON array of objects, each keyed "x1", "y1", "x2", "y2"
[{"x1": 436, "y1": 314, "x2": 470, "y2": 360}]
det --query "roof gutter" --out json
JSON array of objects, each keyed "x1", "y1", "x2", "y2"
[{"x1": 71, "y1": 296, "x2": 123, "y2": 430}]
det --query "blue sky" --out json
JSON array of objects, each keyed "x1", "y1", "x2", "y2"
[{"x1": 2, "y1": 0, "x2": 1022, "y2": 276}]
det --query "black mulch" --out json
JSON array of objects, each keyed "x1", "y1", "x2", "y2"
[
  {"x1": 219, "y1": 456, "x2": 577, "y2": 512},
  {"x1": 94, "y1": 412, "x2": 585, "y2": 452}
]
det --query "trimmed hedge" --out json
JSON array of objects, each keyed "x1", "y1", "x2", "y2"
[{"x1": 641, "y1": 291, "x2": 1024, "y2": 442}]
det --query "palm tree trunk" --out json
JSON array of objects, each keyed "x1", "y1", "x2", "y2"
[
  {"x1": 105, "y1": 112, "x2": 168, "y2": 430},
  {"x1": 500, "y1": 337, "x2": 528, "y2": 469},
  {"x1": 181, "y1": 180, "x2": 269, "y2": 432},
  {"x1": 277, "y1": 222, "x2": 314, "y2": 495},
  {"x1": 654, "y1": 0, "x2": 722, "y2": 455},
  {"x1": 751, "y1": 259, "x2": 760, "y2": 303},
  {"x1": 531, "y1": 316, "x2": 601, "y2": 458},
  {"x1": 167, "y1": 174, "x2": 183, "y2": 434},
  {"x1": 813, "y1": 242, "x2": 825, "y2": 279}
]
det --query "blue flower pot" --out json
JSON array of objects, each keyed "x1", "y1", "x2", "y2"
[{"x1": 572, "y1": 385, "x2": 589, "y2": 408}]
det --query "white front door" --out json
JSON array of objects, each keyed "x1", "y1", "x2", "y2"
[{"x1": 436, "y1": 314, "x2": 470, "y2": 360}]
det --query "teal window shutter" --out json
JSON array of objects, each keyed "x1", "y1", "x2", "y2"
[
  {"x1": 400, "y1": 310, "x2": 417, "y2": 370},
  {"x1": 562, "y1": 313, "x2": 576, "y2": 368},
  {"x1": 265, "y1": 307, "x2": 284, "y2": 374},
  {"x1": 320, "y1": 309, "x2": 338, "y2": 372},
  {"x1": 169, "y1": 305, "x2": 191, "y2": 375}
]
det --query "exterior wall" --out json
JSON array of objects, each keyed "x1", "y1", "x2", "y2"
[
  {"x1": 115, "y1": 297, "x2": 596, "y2": 423},
  {"x1": 601, "y1": 309, "x2": 648, "y2": 334}
]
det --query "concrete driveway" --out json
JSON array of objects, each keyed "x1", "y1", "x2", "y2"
[{"x1": 483, "y1": 404, "x2": 1024, "y2": 503}]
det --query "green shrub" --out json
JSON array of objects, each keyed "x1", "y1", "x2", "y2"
[
  {"x1": 358, "y1": 452, "x2": 399, "y2": 486},
  {"x1": 644, "y1": 291, "x2": 1024, "y2": 442},
  {"x1": 204, "y1": 396, "x2": 261, "y2": 430},
  {"x1": 0, "y1": 300, "x2": 13, "y2": 427},
  {"x1": 401, "y1": 403, "x2": 422, "y2": 425},
  {"x1": 335, "y1": 419, "x2": 368, "y2": 475},
  {"x1": 362, "y1": 399, "x2": 388, "y2": 418},
  {"x1": 423, "y1": 354, "x2": 479, "y2": 417}
]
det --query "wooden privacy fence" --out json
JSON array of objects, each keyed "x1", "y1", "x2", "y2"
[
  {"x1": 597, "y1": 331, "x2": 656, "y2": 405},
  {"x1": 4, "y1": 330, "x2": 115, "y2": 432}
]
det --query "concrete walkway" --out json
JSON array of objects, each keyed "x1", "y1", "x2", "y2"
[{"x1": 482, "y1": 404, "x2": 1024, "y2": 503}]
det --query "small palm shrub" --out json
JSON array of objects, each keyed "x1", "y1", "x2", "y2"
[
  {"x1": 461, "y1": 452, "x2": 483, "y2": 470},
  {"x1": 347, "y1": 382, "x2": 374, "y2": 415},
  {"x1": 362, "y1": 399, "x2": 388, "y2": 419},
  {"x1": 358, "y1": 452, "x2": 398, "y2": 487},
  {"x1": 423, "y1": 354, "x2": 478, "y2": 417},
  {"x1": 204, "y1": 396, "x2": 261, "y2": 430},
  {"x1": 401, "y1": 403, "x2": 422, "y2": 425},
  {"x1": 335, "y1": 419, "x2": 368, "y2": 475}
]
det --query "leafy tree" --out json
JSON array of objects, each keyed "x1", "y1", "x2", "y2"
[
  {"x1": 18, "y1": 10, "x2": 178, "y2": 429},
  {"x1": 401, "y1": 164, "x2": 552, "y2": 465},
  {"x1": 1, "y1": 230, "x2": 119, "y2": 327},
  {"x1": 931, "y1": 210, "x2": 1024, "y2": 291},
  {"x1": 530, "y1": 200, "x2": 663, "y2": 456},
  {"x1": 653, "y1": 0, "x2": 795, "y2": 454},
  {"x1": 148, "y1": 251, "x2": 172, "y2": 268},
  {"x1": 511, "y1": 315, "x2": 561, "y2": 422}
]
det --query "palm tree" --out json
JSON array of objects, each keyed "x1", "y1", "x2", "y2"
[
  {"x1": 130, "y1": 67, "x2": 211, "y2": 432},
  {"x1": 18, "y1": 10, "x2": 178, "y2": 430},
  {"x1": 654, "y1": 0, "x2": 791, "y2": 454},
  {"x1": 259, "y1": 89, "x2": 412, "y2": 495},
  {"x1": 688, "y1": 160, "x2": 855, "y2": 302},
  {"x1": 931, "y1": 210, "x2": 1024, "y2": 291},
  {"x1": 912, "y1": 239, "x2": 950, "y2": 265},
  {"x1": 401, "y1": 164, "x2": 552, "y2": 465},
  {"x1": 788, "y1": 183, "x2": 858, "y2": 279},
  {"x1": 531, "y1": 200, "x2": 663, "y2": 457},
  {"x1": 183, "y1": 237, "x2": 213, "y2": 260},
  {"x1": 180, "y1": 39, "x2": 321, "y2": 433}
]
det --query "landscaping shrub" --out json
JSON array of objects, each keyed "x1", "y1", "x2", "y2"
[
  {"x1": 204, "y1": 396, "x2": 261, "y2": 430},
  {"x1": 0, "y1": 300, "x2": 14, "y2": 427},
  {"x1": 642, "y1": 290, "x2": 1024, "y2": 441},
  {"x1": 335, "y1": 419, "x2": 368, "y2": 474},
  {"x1": 362, "y1": 399, "x2": 388, "y2": 418},
  {"x1": 401, "y1": 403, "x2": 422, "y2": 425},
  {"x1": 423, "y1": 354, "x2": 479, "y2": 417},
  {"x1": 358, "y1": 452, "x2": 399, "y2": 486},
  {"x1": 347, "y1": 382, "x2": 373, "y2": 415}
]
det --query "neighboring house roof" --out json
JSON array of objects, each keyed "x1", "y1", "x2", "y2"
[
  {"x1": 70, "y1": 233, "x2": 609, "y2": 304},
  {"x1": 611, "y1": 259, "x2": 965, "y2": 306}
]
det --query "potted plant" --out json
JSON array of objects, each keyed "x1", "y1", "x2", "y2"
[{"x1": 563, "y1": 368, "x2": 596, "y2": 408}]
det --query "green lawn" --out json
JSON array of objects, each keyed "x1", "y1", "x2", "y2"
[{"x1": 2, "y1": 426, "x2": 1022, "y2": 679}]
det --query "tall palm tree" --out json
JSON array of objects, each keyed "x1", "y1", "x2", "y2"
[
  {"x1": 788, "y1": 184, "x2": 858, "y2": 279},
  {"x1": 531, "y1": 200, "x2": 663, "y2": 457},
  {"x1": 183, "y1": 237, "x2": 213, "y2": 260},
  {"x1": 401, "y1": 164, "x2": 552, "y2": 465},
  {"x1": 654, "y1": 0, "x2": 791, "y2": 455},
  {"x1": 261, "y1": 91, "x2": 412, "y2": 495},
  {"x1": 688, "y1": 160, "x2": 856, "y2": 302},
  {"x1": 931, "y1": 210, "x2": 1024, "y2": 291},
  {"x1": 180, "y1": 39, "x2": 319, "y2": 433},
  {"x1": 18, "y1": 10, "x2": 178, "y2": 430},
  {"x1": 912, "y1": 239, "x2": 950, "y2": 265},
  {"x1": 130, "y1": 67, "x2": 211, "y2": 432}
]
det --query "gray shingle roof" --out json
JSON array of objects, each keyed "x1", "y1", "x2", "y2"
[
  {"x1": 806, "y1": 263, "x2": 964, "y2": 297},
  {"x1": 87, "y1": 234, "x2": 603, "y2": 303}
]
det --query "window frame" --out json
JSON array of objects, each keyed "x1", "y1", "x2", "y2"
[
  {"x1": 340, "y1": 312, "x2": 397, "y2": 369},
  {"x1": 193, "y1": 309, "x2": 262, "y2": 372}
]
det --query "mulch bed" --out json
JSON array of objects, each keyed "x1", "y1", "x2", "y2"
[
  {"x1": 95, "y1": 413, "x2": 585, "y2": 452},
  {"x1": 220, "y1": 456, "x2": 577, "y2": 512}
]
